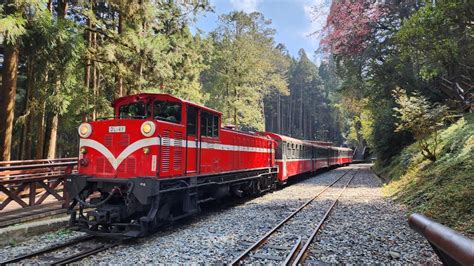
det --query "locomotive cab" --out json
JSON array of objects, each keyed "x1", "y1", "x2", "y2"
[{"x1": 77, "y1": 94, "x2": 185, "y2": 178}]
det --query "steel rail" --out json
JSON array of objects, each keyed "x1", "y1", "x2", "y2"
[
  {"x1": 290, "y1": 169, "x2": 358, "y2": 265},
  {"x1": 230, "y1": 168, "x2": 353, "y2": 265},
  {"x1": 283, "y1": 237, "x2": 302, "y2": 265},
  {"x1": 0, "y1": 235, "x2": 95, "y2": 265},
  {"x1": 51, "y1": 240, "x2": 122, "y2": 265}
]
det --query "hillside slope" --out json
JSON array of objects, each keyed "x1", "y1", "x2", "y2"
[{"x1": 375, "y1": 114, "x2": 473, "y2": 235}]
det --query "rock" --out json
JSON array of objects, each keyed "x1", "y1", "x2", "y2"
[{"x1": 389, "y1": 251, "x2": 401, "y2": 259}]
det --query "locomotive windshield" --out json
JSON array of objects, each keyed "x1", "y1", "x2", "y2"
[{"x1": 119, "y1": 101, "x2": 150, "y2": 119}]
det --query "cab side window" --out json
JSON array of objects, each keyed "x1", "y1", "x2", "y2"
[{"x1": 201, "y1": 112, "x2": 219, "y2": 138}]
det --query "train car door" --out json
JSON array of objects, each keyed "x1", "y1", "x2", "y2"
[
  {"x1": 269, "y1": 140, "x2": 275, "y2": 167},
  {"x1": 185, "y1": 106, "x2": 199, "y2": 174}
]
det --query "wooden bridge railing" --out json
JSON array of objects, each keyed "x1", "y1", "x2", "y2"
[{"x1": 0, "y1": 158, "x2": 78, "y2": 212}]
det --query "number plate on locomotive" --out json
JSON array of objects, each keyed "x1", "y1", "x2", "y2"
[{"x1": 109, "y1": 126, "x2": 126, "y2": 133}]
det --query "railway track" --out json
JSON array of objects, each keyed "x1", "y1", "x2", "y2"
[
  {"x1": 0, "y1": 235, "x2": 124, "y2": 265},
  {"x1": 231, "y1": 167, "x2": 358, "y2": 265}
]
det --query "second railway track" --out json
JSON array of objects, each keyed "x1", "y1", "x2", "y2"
[
  {"x1": 231, "y1": 167, "x2": 358, "y2": 265},
  {"x1": 0, "y1": 235, "x2": 125, "y2": 265}
]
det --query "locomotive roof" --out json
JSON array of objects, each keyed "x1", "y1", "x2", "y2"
[{"x1": 112, "y1": 93, "x2": 222, "y2": 115}]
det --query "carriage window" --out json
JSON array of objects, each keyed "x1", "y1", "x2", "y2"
[
  {"x1": 154, "y1": 101, "x2": 181, "y2": 123},
  {"x1": 201, "y1": 112, "x2": 219, "y2": 137},
  {"x1": 119, "y1": 101, "x2": 149, "y2": 119},
  {"x1": 187, "y1": 106, "x2": 197, "y2": 135}
]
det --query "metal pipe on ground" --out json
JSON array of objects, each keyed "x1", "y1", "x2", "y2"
[{"x1": 408, "y1": 213, "x2": 474, "y2": 266}]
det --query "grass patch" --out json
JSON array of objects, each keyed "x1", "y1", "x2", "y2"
[
  {"x1": 46, "y1": 228, "x2": 73, "y2": 239},
  {"x1": 376, "y1": 114, "x2": 474, "y2": 235}
]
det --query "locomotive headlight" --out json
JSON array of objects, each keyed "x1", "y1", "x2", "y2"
[
  {"x1": 143, "y1": 147, "x2": 150, "y2": 154},
  {"x1": 78, "y1": 123, "x2": 92, "y2": 138},
  {"x1": 141, "y1": 121, "x2": 155, "y2": 137},
  {"x1": 80, "y1": 146, "x2": 88, "y2": 154}
]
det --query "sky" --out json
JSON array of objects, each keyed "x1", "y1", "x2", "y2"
[{"x1": 190, "y1": 0, "x2": 330, "y2": 64}]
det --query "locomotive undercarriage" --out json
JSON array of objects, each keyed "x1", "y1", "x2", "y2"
[{"x1": 65, "y1": 167, "x2": 277, "y2": 237}]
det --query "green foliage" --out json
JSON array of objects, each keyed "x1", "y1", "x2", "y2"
[
  {"x1": 0, "y1": 1, "x2": 49, "y2": 43},
  {"x1": 4, "y1": 0, "x2": 215, "y2": 159},
  {"x1": 393, "y1": 88, "x2": 449, "y2": 161},
  {"x1": 316, "y1": 0, "x2": 473, "y2": 162},
  {"x1": 379, "y1": 114, "x2": 474, "y2": 234},
  {"x1": 0, "y1": 13, "x2": 26, "y2": 43},
  {"x1": 396, "y1": 0, "x2": 474, "y2": 79},
  {"x1": 202, "y1": 12, "x2": 288, "y2": 130},
  {"x1": 346, "y1": 100, "x2": 373, "y2": 148},
  {"x1": 263, "y1": 48, "x2": 340, "y2": 142},
  {"x1": 83, "y1": 1, "x2": 210, "y2": 103}
]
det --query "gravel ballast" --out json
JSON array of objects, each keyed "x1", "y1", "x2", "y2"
[
  {"x1": 0, "y1": 164, "x2": 440, "y2": 264},
  {"x1": 305, "y1": 164, "x2": 440, "y2": 264}
]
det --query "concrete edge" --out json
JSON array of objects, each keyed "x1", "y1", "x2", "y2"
[{"x1": 0, "y1": 216, "x2": 69, "y2": 244}]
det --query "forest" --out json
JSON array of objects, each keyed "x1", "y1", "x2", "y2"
[
  {"x1": 0, "y1": 0, "x2": 472, "y2": 167},
  {"x1": 0, "y1": 0, "x2": 343, "y2": 161},
  {"x1": 316, "y1": 0, "x2": 472, "y2": 232}
]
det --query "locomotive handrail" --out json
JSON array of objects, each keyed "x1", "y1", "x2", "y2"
[{"x1": 408, "y1": 213, "x2": 474, "y2": 265}]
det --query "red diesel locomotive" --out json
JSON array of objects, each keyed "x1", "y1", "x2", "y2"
[{"x1": 66, "y1": 93, "x2": 352, "y2": 237}]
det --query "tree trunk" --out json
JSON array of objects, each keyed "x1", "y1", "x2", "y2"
[
  {"x1": 57, "y1": 0, "x2": 67, "y2": 18},
  {"x1": 277, "y1": 94, "x2": 281, "y2": 133},
  {"x1": 233, "y1": 87, "x2": 238, "y2": 126},
  {"x1": 46, "y1": 114, "x2": 59, "y2": 159},
  {"x1": 47, "y1": 0, "x2": 53, "y2": 12},
  {"x1": 92, "y1": 31, "x2": 97, "y2": 121},
  {"x1": 44, "y1": 0, "x2": 67, "y2": 158},
  {"x1": 115, "y1": 12, "x2": 124, "y2": 97},
  {"x1": 19, "y1": 56, "x2": 35, "y2": 159},
  {"x1": 0, "y1": 43, "x2": 19, "y2": 161},
  {"x1": 35, "y1": 103, "x2": 46, "y2": 159},
  {"x1": 83, "y1": 18, "x2": 91, "y2": 122},
  {"x1": 46, "y1": 78, "x2": 61, "y2": 159},
  {"x1": 24, "y1": 111, "x2": 34, "y2": 159},
  {"x1": 287, "y1": 94, "x2": 293, "y2": 137},
  {"x1": 300, "y1": 88, "x2": 303, "y2": 138}
]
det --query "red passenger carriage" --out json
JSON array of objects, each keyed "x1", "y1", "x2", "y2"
[{"x1": 263, "y1": 133, "x2": 353, "y2": 183}]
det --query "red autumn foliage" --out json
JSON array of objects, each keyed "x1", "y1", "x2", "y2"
[{"x1": 320, "y1": 0, "x2": 386, "y2": 56}]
